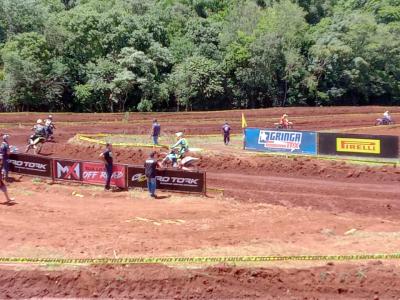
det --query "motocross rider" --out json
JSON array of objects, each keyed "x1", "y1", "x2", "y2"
[
  {"x1": 383, "y1": 111, "x2": 392, "y2": 122},
  {"x1": 279, "y1": 114, "x2": 291, "y2": 128},
  {"x1": 25, "y1": 119, "x2": 46, "y2": 153},
  {"x1": 32, "y1": 119, "x2": 46, "y2": 139},
  {"x1": 44, "y1": 115, "x2": 55, "y2": 138},
  {"x1": 171, "y1": 132, "x2": 189, "y2": 159}
]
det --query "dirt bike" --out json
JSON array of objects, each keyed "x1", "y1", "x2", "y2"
[
  {"x1": 375, "y1": 117, "x2": 394, "y2": 126},
  {"x1": 274, "y1": 122, "x2": 294, "y2": 130},
  {"x1": 25, "y1": 135, "x2": 46, "y2": 155},
  {"x1": 160, "y1": 150, "x2": 200, "y2": 171}
]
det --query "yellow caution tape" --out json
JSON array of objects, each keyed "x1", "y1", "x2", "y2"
[
  {"x1": 207, "y1": 187, "x2": 225, "y2": 193},
  {"x1": 76, "y1": 134, "x2": 169, "y2": 149},
  {"x1": 0, "y1": 254, "x2": 399, "y2": 265}
]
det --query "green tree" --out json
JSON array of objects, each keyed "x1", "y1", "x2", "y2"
[{"x1": 171, "y1": 56, "x2": 224, "y2": 110}]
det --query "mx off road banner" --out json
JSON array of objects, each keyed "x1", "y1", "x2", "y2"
[
  {"x1": 244, "y1": 128, "x2": 317, "y2": 155},
  {"x1": 9, "y1": 154, "x2": 52, "y2": 178},
  {"x1": 128, "y1": 167, "x2": 206, "y2": 193},
  {"x1": 53, "y1": 159, "x2": 82, "y2": 182},
  {"x1": 82, "y1": 162, "x2": 126, "y2": 188},
  {"x1": 318, "y1": 133, "x2": 399, "y2": 158}
]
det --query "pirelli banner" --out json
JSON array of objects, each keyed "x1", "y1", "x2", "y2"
[
  {"x1": 244, "y1": 127, "x2": 317, "y2": 155},
  {"x1": 9, "y1": 153, "x2": 52, "y2": 178},
  {"x1": 318, "y1": 133, "x2": 399, "y2": 158},
  {"x1": 127, "y1": 167, "x2": 206, "y2": 194}
]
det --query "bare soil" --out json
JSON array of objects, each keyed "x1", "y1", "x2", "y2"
[{"x1": 0, "y1": 106, "x2": 399, "y2": 298}]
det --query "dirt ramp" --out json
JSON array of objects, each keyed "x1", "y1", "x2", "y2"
[{"x1": 0, "y1": 262, "x2": 398, "y2": 298}]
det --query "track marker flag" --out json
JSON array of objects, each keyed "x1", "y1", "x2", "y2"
[{"x1": 241, "y1": 113, "x2": 247, "y2": 128}]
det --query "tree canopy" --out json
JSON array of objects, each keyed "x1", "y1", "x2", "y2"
[{"x1": 0, "y1": 0, "x2": 399, "y2": 111}]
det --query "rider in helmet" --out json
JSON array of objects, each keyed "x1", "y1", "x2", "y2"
[
  {"x1": 171, "y1": 132, "x2": 189, "y2": 159},
  {"x1": 383, "y1": 111, "x2": 392, "y2": 123},
  {"x1": 279, "y1": 114, "x2": 290, "y2": 128},
  {"x1": 30, "y1": 119, "x2": 46, "y2": 143},
  {"x1": 33, "y1": 119, "x2": 46, "y2": 137},
  {"x1": 44, "y1": 115, "x2": 55, "y2": 139},
  {"x1": 25, "y1": 120, "x2": 46, "y2": 153}
]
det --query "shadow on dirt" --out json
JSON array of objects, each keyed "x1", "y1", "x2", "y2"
[
  {"x1": 0, "y1": 201, "x2": 17, "y2": 206},
  {"x1": 154, "y1": 195, "x2": 170, "y2": 200}
]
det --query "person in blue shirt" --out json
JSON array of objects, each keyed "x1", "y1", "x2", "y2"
[
  {"x1": 0, "y1": 135, "x2": 10, "y2": 181},
  {"x1": 151, "y1": 119, "x2": 161, "y2": 145},
  {"x1": 0, "y1": 176, "x2": 13, "y2": 203}
]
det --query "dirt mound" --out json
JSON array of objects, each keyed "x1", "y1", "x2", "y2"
[
  {"x1": 44, "y1": 141, "x2": 400, "y2": 184},
  {"x1": 0, "y1": 262, "x2": 398, "y2": 298}
]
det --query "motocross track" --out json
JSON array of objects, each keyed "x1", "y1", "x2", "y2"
[{"x1": 0, "y1": 106, "x2": 400, "y2": 299}]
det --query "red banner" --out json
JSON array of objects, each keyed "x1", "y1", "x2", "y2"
[{"x1": 82, "y1": 162, "x2": 126, "y2": 188}]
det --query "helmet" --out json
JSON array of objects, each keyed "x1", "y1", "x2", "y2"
[
  {"x1": 176, "y1": 132, "x2": 183, "y2": 138},
  {"x1": 37, "y1": 119, "x2": 43, "y2": 124},
  {"x1": 283, "y1": 114, "x2": 288, "y2": 117},
  {"x1": 48, "y1": 115, "x2": 53, "y2": 119},
  {"x1": 385, "y1": 111, "x2": 389, "y2": 114},
  {"x1": 2, "y1": 134, "x2": 9, "y2": 141}
]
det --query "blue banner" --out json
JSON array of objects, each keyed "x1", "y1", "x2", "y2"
[{"x1": 244, "y1": 128, "x2": 317, "y2": 155}]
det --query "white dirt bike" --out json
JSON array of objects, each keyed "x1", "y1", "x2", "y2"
[
  {"x1": 160, "y1": 150, "x2": 200, "y2": 171},
  {"x1": 25, "y1": 135, "x2": 46, "y2": 155}
]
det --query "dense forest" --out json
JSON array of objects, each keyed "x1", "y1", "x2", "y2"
[{"x1": 0, "y1": 0, "x2": 399, "y2": 112}]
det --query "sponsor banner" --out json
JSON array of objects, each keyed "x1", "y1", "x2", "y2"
[
  {"x1": 9, "y1": 153, "x2": 52, "y2": 177},
  {"x1": 54, "y1": 159, "x2": 82, "y2": 182},
  {"x1": 127, "y1": 167, "x2": 205, "y2": 193},
  {"x1": 82, "y1": 162, "x2": 126, "y2": 188},
  {"x1": 318, "y1": 133, "x2": 399, "y2": 158},
  {"x1": 244, "y1": 127, "x2": 317, "y2": 155}
]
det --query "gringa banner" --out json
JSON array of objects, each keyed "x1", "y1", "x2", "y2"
[
  {"x1": 53, "y1": 159, "x2": 82, "y2": 182},
  {"x1": 127, "y1": 166, "x2": 206, "y2": 194},
  {"x1": 244, "y1": 127, "x2": 317, "y2": 155},
  {"x1": 82, "y1": 162, "x2": 126, "y2": 188},
  {"x1": 318, "y1": 133, "x2": 399, "y2": 158},
  {"x1": 9, "y1": 153, "x2": 52, "y2": 178}
]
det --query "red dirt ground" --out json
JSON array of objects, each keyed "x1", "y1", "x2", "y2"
[
  {"x1": 0, "y1": 106, "x2": 399, "y2": 298},
  {"x1": 0, "y1": 262, "x2": 399, "y2": 299}
]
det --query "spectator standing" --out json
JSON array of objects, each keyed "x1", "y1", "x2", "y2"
[
  {"x1": 151, "y1": 119, "x2": 161, "y2": 145},
  {"x1": 1, "y1": 135, "x2": 10, "y2": 181},
  {"x1": 0, "y1": 175, "x2": 13, "y2": 203},
  {"x1": 222, "y1": 122, "x2": 231, "y2": 145},
  {"x1": 144, "y1": 151, "x2": 158, "y2": 198},
  {"x1": 99, "y1": 143, "x2": 113, "y2": 191}
]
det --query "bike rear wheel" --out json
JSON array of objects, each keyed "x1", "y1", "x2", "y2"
[{"x1": 34, "y1": 142, "x2": 43, "y2": 155}]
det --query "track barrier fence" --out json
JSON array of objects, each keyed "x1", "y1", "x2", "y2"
[
  {"x1": 9, "y1": 153, "x2": 206, "y2": 194},
  {"x1": 244, "y1": 127, "x2": 399, "y2": 160}
]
